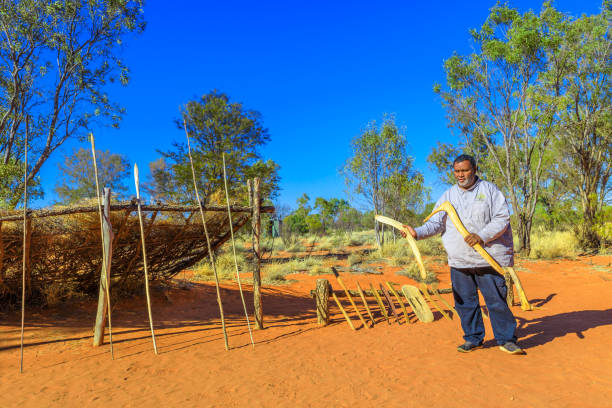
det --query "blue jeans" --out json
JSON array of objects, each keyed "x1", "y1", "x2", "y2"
[{"x1": 451, "y1": 266, "x2": 517, "y2": 345}]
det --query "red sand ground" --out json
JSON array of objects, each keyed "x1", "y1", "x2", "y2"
[{"x1": 1, "y1": 255, "x2": 611, "y2": 407}]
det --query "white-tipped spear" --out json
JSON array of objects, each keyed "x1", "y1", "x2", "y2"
[
  {"x1": 222, "y1": 153, "x2": 255, "y2": 348},
  {"x1": 182, "y1": 119, "x2": 229, "y2": 351},
  {"x1": 134, "y1": 164, "x2": 158, "y2": 355},
  {"x1": 89, "y1": 133, "x2": 114, "y2": 359},
  {"x1": 19, "y1": 116, "x2": 29, "y2": 373}
]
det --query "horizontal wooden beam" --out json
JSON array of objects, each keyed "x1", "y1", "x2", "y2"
[{"x1": 0, "y1": 203, "x2": 275, "y2": 222}]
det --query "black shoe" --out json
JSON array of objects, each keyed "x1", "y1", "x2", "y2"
[
  {"x1": 499, "y1": 342, "x2": 525, "y2": 355},
  {"x1": 457, "y1": 341, "x2": 482, "y2": 353}
]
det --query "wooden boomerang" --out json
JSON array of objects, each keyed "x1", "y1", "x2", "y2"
[
  {"x1": 375, "y1": 214, "x2": 455, "y2": 320},
  {"x1": 375, "y1": 215, "x2": 427, "y2": 280},
  {"x1": 424, "y1": 201, "x2": 534, "y2": 311},
  {"x1": 401, "y1": 285, "x2": 434, "y2": 323}
]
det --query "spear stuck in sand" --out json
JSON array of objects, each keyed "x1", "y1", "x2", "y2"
[
  {"x1": 355, "y1": 281, "x2": 375, "y2": 325},
  {"x1": 183, "y1": 119, "x2": 229, "y2": 351},
  {"x1": 134, "y1": 164, "x2": 158, "y2": 355},
  {"x1": 19, "y1": 117, "x2": 29, "y2": 373},
  {"x1": 90, "y1": 134, "x2": 114, "y2": 359},
  {"x1": 331, "y1": 267, "x2": 369, "y2": 328},
  {"x1": 222, "y1": 153, "x2": 255, "y2": 348}
]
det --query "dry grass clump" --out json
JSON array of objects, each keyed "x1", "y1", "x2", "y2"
[
  {"x1": 286, "y1": 242, "x2": 306, "y2": 253},
  {"x1": 192, "y1": 250, "x2": 247, "y2": 281},
  {"x1": 396, "y1": 263, "x2": 438, "y2": 284},
  {"x1": 528, "y1": 229, "x2": 579, "y2": 259},
  {"x1": 347, "y1": 253, "x2": 362, "y2": 266},
  {"x1": 416, "y1": 236, "x2": 445, "y2": 256}
]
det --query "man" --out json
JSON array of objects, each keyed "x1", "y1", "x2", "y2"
[{"x1": 403, "y1": 154, "x2": 523, "y2": 355}]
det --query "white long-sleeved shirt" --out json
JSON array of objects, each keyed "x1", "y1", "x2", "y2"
[{"x1": 414, "y1": 177, "x2": 514, "y2": 268}]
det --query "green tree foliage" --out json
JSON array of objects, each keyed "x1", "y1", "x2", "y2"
[
  {"x1": 54, "y1": 147, "x2": 130, "y2": 204},
  {"x1": 149, "y1": 91, "x2": 280, "y2": 204},
  {"x1": 284, "y1": 193, "x2": 312, "y2": 234},
  {"x1": 539, "y1": 3, "x2": 611, "y2": 248},
  {"x1": 434, "y1": 3, "x2": 568, "y2": 254},
  {"x1": 314, "y1": 197, "x2": 349, "y2": 232},
  {"x1": 343, "y1": 114, "x2": 428, "y2": 246},
  {"x1": 0, "y1": 0, "x2": 145, "y2": 208}
]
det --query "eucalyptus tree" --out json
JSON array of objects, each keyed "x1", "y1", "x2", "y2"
[
  {"x1": 0, "y1": 0, "x2": 145, "y2": 207},
  {"x1": 434, "y1": 3, "x2": 564, "y2": 254},
  {"x1": 152, "y1": 91, "x2": 280, "y2": 204},
  {"x1": 343, "y1": 114, "x2": 428, "y2": 246},
  {"x1": 541, "y1": 3, "x2": 611, "y2": 248},
  {"x1": 54, "y1": 147, "x2": 131, "y2": 204}
]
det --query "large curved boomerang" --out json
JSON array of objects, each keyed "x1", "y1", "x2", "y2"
[{"x1": 424, "y1": 201, "x2": 534, "y2": 311}]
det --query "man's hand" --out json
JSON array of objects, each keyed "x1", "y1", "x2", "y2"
[
  {"x1": 464, "y1": 233, "x2": 484, "y2": 247},
  {"x1": 400, "y1": 225, "x2": 417, "y2": 239}
]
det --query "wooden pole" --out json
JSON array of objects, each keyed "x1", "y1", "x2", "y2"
[
  {"x1": 332, "y1": 292, "x2": 355, "y2": 330},
  {"x1": 19, "y1": 116, "x2": 28, "y2": 373},
  {"x1": 356, "y1": 282, "x2": 375, "y2": 325},
  {"x1": 370, "y1": 283, "x2": 390, "y2": 323},
  {"x1": 222, "y1": 153, "x2": 255, "y2": 347},
  {"x1": 252, "y1": 178, "x2": 263, "y2": 329},
  {"x1": 504, "y1": 270, "x2": 514, "y2": 308},
  {"x1": 314, "y1": 279, "x2": 330, "y2": 325},
  {"x1": 331, "y1": 267, "x2": 369, "y2": 328},
  {"x1": 90, "y1": 134, "x2": 114, "y2": 357},
  {"x1": 183, "y1": 121, "x2": 229, "y2": 350},
  {"x1": 134, "y1": 164, "x2": 158, "y2": 355},
  {"x1": 93, "y1": 188, "x2": 115, "y2": 355},
  {"x1": 386, "y1": 281, "x2": 411, "y2": 324}
]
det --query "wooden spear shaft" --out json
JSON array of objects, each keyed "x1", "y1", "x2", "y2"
[
  {"x1": 19, "y1": 117, "x2": 28, "y2": 373},
  {"x1": 90, "y1": 134, "x2": 114, "y2": 359},
  {"x1": 134, "y1": 164, "x2": 158, "y2": 355},
  {"x1": 355, "y1": 282, "x2": 375, "y2": 325},
  {"x1": 222, "y1": 153, "x2": 255, "y2": 348},
  {"x1": 183, "y1": 121, "x2": 229, "y2": 351},
  {"x1": 331, "y1": 267, "x2": 369, "y2": 328}
]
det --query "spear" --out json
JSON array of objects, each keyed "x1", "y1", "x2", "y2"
[
  {"x1": 134, "y1": 164, "x2": 158, "y2": 355},
  {"x1": 90, "y1": 134, "x2": 114, "y2": 359},
  {"x1": 182, "y1": 119, "x2": 229, "y2": 351},
  {"x1": 19, "y1": 116, "x2": 29, "y2": 373},
  {"x1": 222, "y1": 153, "x2": 255, "y2": 348}
]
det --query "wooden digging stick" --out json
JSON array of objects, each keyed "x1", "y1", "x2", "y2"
[
  {"x1": 425, "y1": 201, "x2": 534, "y2": 311},
  {"x1": 90, "y1": 134, "x2": 114, "y2": 359},
  {"x1": 370, "y1": 283, "x2": 390, "y2": 323},
  {"x1": 332, "y1": 292, "x2": 355, "y2": 330},
  {"x1": 429, "y1": 282, "x2": 456, "y2": 319},
  {"x1": 134, "y1": 164, "x2": 158, "y2": 355},
  {"x1": 183, "y1": 123, "x2": 229, "y2": 351},
  {"x1": 380, "y1": 284, "x2": 401, "y2": 323},
  {"x1": 19, "y1": 118, "x2": 28, "y2": 373},
  {"x1": 221, "y1": 152, "x2": 255, "y2": 348},
  {"x1": 355, "y1": 282, "x2": 375, "y2": 325},
  {"x1": 386, "y1": 282, "x2": 412, "y2": 324},
  {"x1": 331, "y1": 267, "x2": 369, "y2": 328}
]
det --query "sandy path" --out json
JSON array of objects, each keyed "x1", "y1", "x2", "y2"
[{"x1": 1, "y1": 255, "x2": 611, "y2": 407}]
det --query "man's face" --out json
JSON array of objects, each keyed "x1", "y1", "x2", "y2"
[{"x1": 453, "y1": 160, "x2": 476, "y2": 188}]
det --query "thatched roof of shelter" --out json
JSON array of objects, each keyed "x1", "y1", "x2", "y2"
[{"x1": 0, "y1": 201, "x2": 273, "y2": 305}]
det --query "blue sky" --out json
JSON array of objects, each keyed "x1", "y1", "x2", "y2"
[{"x1": 35, "y1": 0, "x2": 603, "y2": 210}]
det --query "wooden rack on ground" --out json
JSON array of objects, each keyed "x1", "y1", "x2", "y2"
[
  {"x1": 311, "y1": 278, "x2": 453, "y2": 326},
  {"x1": 0, "y1": 179, "x2": 273, "y2": 337}
]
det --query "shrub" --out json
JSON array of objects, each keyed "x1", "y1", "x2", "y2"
[
  {"x1": 396, "y1": 263, "x2": 438, "y2": 284},
  {"x1": 528, "y1": 229, "x2": 579, "y2": 259}
]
